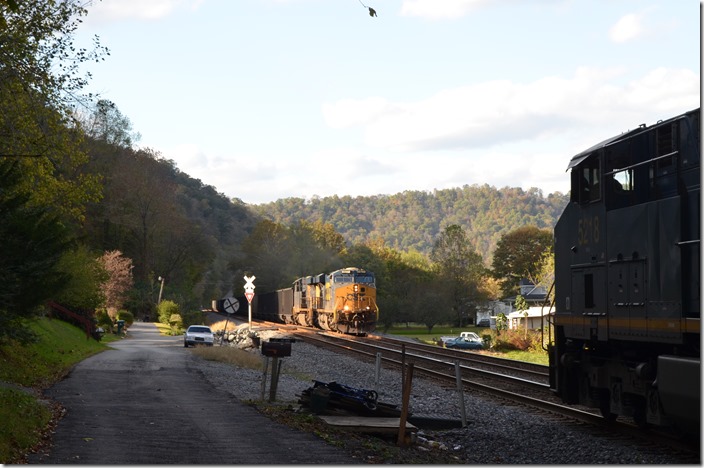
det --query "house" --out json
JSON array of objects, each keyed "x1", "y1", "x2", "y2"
[
  {"x1": 513, "y1": 279, "x2": 548, "y2": 305},
  {"x1": 475, "y1": 300, "x2": 511, "y2": 326},
  {"x1": 479, "y1": 279, "x2": 551, "y2": 331},
  {"x1": 506, "y1": 306, "x2": 551, "y2": 331}
]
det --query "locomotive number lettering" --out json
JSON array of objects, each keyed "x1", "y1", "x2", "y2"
[{"x1": 577, "y1": 215, "x2": 600, "y2": 246}]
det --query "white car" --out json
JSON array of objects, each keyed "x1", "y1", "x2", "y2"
[{"x1": 184, "y1": 325, "x2": 214, "y2": 347}]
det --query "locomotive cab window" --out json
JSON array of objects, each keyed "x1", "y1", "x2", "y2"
[
  {"x1": 604, "y1": 141, "x2": 636, "y2": 210},
  {"x1": 571, "y1": 157, "x2": 601, "y2": 204}
]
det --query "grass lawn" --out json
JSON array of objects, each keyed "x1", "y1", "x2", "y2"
[{"x1": 0, "y1": 318, "x2": 117, "y2": 463}]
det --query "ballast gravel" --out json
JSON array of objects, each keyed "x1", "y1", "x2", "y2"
[{"x1": 195, "y1": 337, "x2": 689, "y2": 464}]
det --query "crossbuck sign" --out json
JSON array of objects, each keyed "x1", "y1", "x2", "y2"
[
  {"x1": 244, "y1": 275, "x2": 255, "y2": 303},
  {"x1": 244, "y1": 275, "x2": 255, "y2": 328}
]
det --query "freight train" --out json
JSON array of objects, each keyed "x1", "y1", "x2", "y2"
[
  {"x1": 215, "y1": 267, "x2": 379, "y2": 336},
  {"x1": 549, "y1": 108, "x2": 700, "y2": 433}
]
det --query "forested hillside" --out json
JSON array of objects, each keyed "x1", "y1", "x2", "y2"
[
  {"x1": 252, "y1": 186, "x2": 569, "y2": 264},
  {"x1": 1, "y1": 0, "x2": 567, "y2": 337}
]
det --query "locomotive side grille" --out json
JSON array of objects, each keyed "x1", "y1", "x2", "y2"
[{"x1": 656, "y1": 122, "x2": 674, "y2": 156}]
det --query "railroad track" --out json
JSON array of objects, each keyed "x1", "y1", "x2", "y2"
[
  {"x1": 205, "y1": 316, "x2": 698, "y2": 459},
  {"x1": 292, "y1": 330, "x2": 699, "y2": 460},
  {"x1": 363, "y1": 334, "x2": 549, "y2": 383}
]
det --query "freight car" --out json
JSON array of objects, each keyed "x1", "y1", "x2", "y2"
[
  {"x1": 549, "y1": 108, "x2": 700, "y2": 433},
  {"x1": 220, "y1": 267, "x2": 379, "y2": 336}
]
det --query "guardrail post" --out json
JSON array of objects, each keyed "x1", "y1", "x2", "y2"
[
  {"x1": 374, "y1": 352, "x2": 382, "y2": 392},
  {"x1": 455, "y1": 361, "x2": 467, "y2": 427},
  {"x1": 260, "y1": 356, "x2": 269, "y2": 400},
  {"x1": 269, "y1": 357, "x2": 282, "y2": 402},
  {"x1": 397, "y1": 362, "x2": 414, "y2": 447}
]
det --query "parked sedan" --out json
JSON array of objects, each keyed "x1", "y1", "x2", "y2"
[
  {"x1": 445, "y1": 332, "x2": 484, "y2": 350},
  {"x1": 184, "y1": 325, "x2": 214, "y2": 347}
]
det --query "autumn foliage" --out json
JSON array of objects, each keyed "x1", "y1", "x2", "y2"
[{"x1": 99, "y1": 250, "x2": 133, "y2": 318}]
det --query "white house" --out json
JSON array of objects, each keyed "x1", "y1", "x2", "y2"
[{"x1": 506, "y1": 305, "x2": 551, "y2": 331}]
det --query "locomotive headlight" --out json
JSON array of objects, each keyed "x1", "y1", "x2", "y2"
[{"x1": 344, "y1": 305, "x2": 350, "y2": 311}]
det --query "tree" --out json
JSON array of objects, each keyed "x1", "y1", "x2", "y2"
[
  {"x1": 515, "y1": 294, "x2": 529, "y2": 338},
  {"x1": 79, "y1": 99, "x2": 140, "y2": 149},
  {"x1": 491, "y1": 226, "x2": 553, "y2": 298},
  {"x1": 53, "y1": 246, "x2": 108, "y2": 311},
  {"x1": 0, "y1": 160, "x2": 72, "y2": 343},
  {"x1": 235, "y1": 219, "x2": 296, "y2": 292},
  {"x1": 414, "y1": 282, "x2": 452, "y2": 333},
  {"x1": 533, "y1": 250, "x2": 555, "y2": 304},
  {"x1": 157, "y1": 300, "x2": 180, "y2": 325},
  {"x1": 99, "y1": 250, "x2": 134, "y2": 318},
  {"x1": 288, "y1": 220, "x2": 345, "y2": 278},
  {"x1": 430, "y1": 225, "x2": 486, "y2": 327},
  {"x1": 495, "y1": 312, "x2": 508, "y2": 335},
  {"x1": 0, "y1": 0, "x2": 106, "y2": 222},
  {"x1": 0, "y1": 0, "x2": 108, "y2": 113}
]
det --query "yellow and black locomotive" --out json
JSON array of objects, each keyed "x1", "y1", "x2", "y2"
[{"x1": 224, "y1": 267, "x2": 379, "y2": 336}]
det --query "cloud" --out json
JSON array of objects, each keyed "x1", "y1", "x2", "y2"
[
  {"x1": 400, "y1": 0, "x2": 493, "y2": 20},
  {"x1": 84, "y1": 0, "x2": 204, "y2": 24},
  {"x1": 322, "y1": 67, "x2": 699, "y2": 153},
  {"x1": 609, "y1": 12, "x2": 646, "y2": 43},
  {"x1": 321, "y1": 97, "x2": 392, "y2": 129}
]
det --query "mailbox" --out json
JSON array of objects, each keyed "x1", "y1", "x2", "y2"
[
  {"x1": 261, "y1": 340, "x2": 291, "y2": 357},
  {"x1": 269, "y1": 337, "x2": 296, "y2": 343}
]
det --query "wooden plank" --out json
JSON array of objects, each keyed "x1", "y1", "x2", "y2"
[{"x1": 318, "y1": 416, "x2": 417, "y2": 435}]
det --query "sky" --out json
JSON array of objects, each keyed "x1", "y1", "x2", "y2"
[{"x1": 75, "y1": 0, "x2": 701, "y2": 205}]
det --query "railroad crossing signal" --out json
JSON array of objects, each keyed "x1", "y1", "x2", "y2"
[
  {"x1": 244, "y1": 275, "x2": 256, "y2": 329},
  {"x1": 223, "y1": 297, "x2": 239, "y2": 314}
]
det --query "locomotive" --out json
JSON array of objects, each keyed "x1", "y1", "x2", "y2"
[
  {"x1": 218, "y1": 267, "x2": 379, "y2": 335},
  {"x1": 549, "y1": 108, "x2": 700, "y2": 432}
]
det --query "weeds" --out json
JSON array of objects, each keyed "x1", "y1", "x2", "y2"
[
  {"x1": 0, "y1": 389, "x2": 52, "y2": 463},
  {"x1": 191, "y1": 345, "x2": 264, "y2": 370}
]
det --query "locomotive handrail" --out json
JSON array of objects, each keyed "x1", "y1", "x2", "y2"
[
  {"x1": 570, "y1": 261, "x2": 607, "y2": 268},
  {"x1": 603, "y1": 150, "x2": 678, "y2": 176},
  {"x1": 541, "y1": 282, "x2": 555, "y2": 351},
  {"x1": 607, "y1": 257, "x2": 647, "y2": 264},
  {"x1": 677, "y1": 239, "x2": 700, "y2": 245}
]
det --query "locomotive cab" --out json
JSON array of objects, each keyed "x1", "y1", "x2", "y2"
[{"x1": 289, "y1": 267, "x2": 379, "y2": 335}]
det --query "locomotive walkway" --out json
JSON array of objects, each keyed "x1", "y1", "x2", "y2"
[{"x1": 28, "y1": 322, "x2": 359, "y2": 464}]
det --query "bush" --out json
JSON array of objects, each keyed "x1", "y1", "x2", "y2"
[
  {"x1": 116, "y1": 310, "x2": 134, "y2": 328},
  {"x1": 181, "y1": 309, "x2": 203, "y2": 329},
  {"x1": 157, "y1": 300, "x2": 180, "y2": 325},
  {"x1": 169, "y1": 313, "x2": 182, "y2": 327},
  {"x1": 491, "y1": 329, "x2": 543, "y2": 352},
  {"x1": 95, "y1": 309, "x2": 114, "y2": 333}
]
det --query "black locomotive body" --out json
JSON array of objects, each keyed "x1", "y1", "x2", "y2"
[
  {"x1": 550, "y1": 108, "x2": 700, "y2": 432},
  {"x1": 232, "y1": 267, "x2": 379, "y2": 336}
]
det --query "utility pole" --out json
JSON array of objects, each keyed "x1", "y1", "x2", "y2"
[{"x1": 158, "y1": 276, "x2": 165, "y2": 304}]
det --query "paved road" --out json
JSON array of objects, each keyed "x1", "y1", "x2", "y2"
[{"x1": 28, "y1": 322, "x2": 359, "y2": 464}]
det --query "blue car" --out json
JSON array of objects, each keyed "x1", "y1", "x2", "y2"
[{"x1": 445, "y1": 332, "x2": 484, "y2": 350}]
